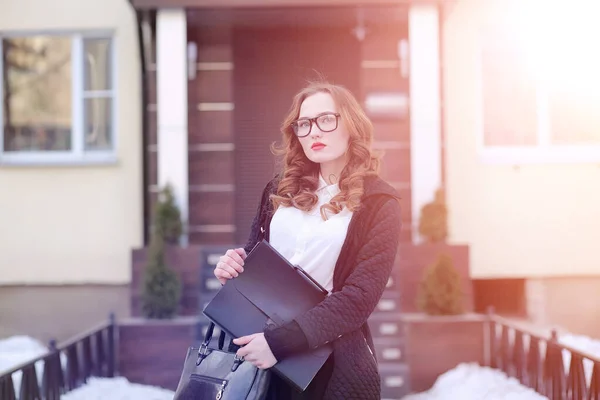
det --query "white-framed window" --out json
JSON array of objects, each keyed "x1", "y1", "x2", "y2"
[
  {"x1": 477, "y1": 3, "x2": 600, "y2": 164},
  {"x1": 0, "y1": 32, "x2": 116, "y2": 165}
]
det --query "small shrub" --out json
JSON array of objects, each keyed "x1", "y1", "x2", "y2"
[
  {"x1": 418, "y1": 188, "x2": 448, "y2": 243},
  {"x1": 141, "y1": 235, "x2": 182, "y2": 319},
  {"x1": 154, "y1": 185, "x2": 183, "y2": 245},
  {"x1": 416, "y1": 254, "x2": 465, "y2": 316}
]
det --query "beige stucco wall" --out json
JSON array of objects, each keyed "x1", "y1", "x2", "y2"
[
  {"x1": 443, "y1": 0, "x2": 600, "y2": 278},
  {"x1": 526, "y1": 277, "x2": 600, "y2": 338},
  {"x1": 0, "y1": 0, "x2": 142, "y2": 284}
]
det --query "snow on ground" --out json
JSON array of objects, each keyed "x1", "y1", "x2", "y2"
[
  {"x1": 402, "y1": 331, "x2": 600, "y2": 400},
  {"x1": 0, "y1": 335, "x2": 50, "y2": 394},
  {"x1": 0, "y1": 335, "x2": 174, "y2": 399},
  {"x1": 400, "y1": 363, "x2": 548, "y2": 400},
  {"x1": 4, "y1": 331, "x2": 600, "y2": 399},
  {"x1": 61, "y1": 377, "x2": 174, "y2": 400},
  {"x1": 559, "y1": 333, "x2": 600, "y2": 385}
]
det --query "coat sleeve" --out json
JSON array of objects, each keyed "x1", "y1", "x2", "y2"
[{"x1": 264, "y1": 197, "x2": 401, "y2": 360}]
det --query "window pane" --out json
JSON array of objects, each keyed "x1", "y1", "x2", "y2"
[
  {"x1": 84, "y1": 97, "x2": 112, "y2": 151},
  {"x1": 549, "y1": 77, "x2": 600, "y2": 145},
  {"x1": 2, "y1": 36, "x2": 72, "y2": 152},
  {"x1": 83, "y1": 38, "x2": 112, "y2": 91},
  {"x1": 481, "y1": 32, "x2": 539, "y2": 147}
]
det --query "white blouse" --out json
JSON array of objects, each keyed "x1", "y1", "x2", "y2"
[{"x1": 269, "y1": 174, "x2": 353, "y2": 292}]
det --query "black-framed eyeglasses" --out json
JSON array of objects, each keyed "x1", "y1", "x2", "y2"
[{"x1": 291, "y1": 112, "x2": 341, "y2": 137}]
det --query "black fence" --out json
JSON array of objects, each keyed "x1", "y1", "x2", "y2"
[
  {"x1": 0, "y1": 314, "x2": 116, "y2": 400},
  {"x1": 487, "y1": 308, "x2": 600, "y2": 399}
]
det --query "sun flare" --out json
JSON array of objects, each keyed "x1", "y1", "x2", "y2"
[{"x1": 517, "y1": 0, "x2": 600, "y2": 94}]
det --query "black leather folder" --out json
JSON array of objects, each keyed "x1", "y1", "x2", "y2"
[{"x1": 202, "y1": 240, "x2": 333, "y2": 392}]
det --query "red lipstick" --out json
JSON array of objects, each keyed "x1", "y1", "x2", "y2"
[{"x1": 311, "y1": 142, "x2": 326, "y2": 150}]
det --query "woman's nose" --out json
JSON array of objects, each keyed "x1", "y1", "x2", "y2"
[{"x1": 309, "y1": 122, "x2": 324, "y2": 138}]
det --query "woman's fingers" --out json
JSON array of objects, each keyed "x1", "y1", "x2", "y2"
[
  {"x1": 216, "y1": 261, "x2": 239, "y2": 278},
  {"x1": 215, "y1": 276, "x2": 227, "y2": 286},
  {"x1": 213, "y1": 248, "x2": 246, "y2": 284},
  {"x1": 215, "y1": 267, "x2": 233, "y2": 279},
  {"x1": 214, "y1": 270, "x2": 230, "y2": 286},
  {"x1": 234, "y1": 247, "x2": 247, "y2": 260},
  {"x1": 225, "y1": 249, "x2": 245, "y2": 271}
]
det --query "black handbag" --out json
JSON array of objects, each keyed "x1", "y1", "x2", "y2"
[
  {"x1": 173, "y1": 322, "x2": 271, "y2": 400},
  {"x1": 203, "y1": 240, "x2": 332, "y2": 392}
]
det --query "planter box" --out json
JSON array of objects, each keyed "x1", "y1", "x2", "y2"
[
  {"x1": 397, "y1": 243, "x2": 473, "y2": 313},
  {"x1": 117, "y1": 316, "x2": 206, "y2": 391},
  {"x1": 131, "y1": 244, "x2": 235, "y2": 318},
  {"x1": 401, "y1": 313, "x2": 487, "y2": 392},
  {"x1": 131, "y1": 243, "x2": 472, "y2": 318}
]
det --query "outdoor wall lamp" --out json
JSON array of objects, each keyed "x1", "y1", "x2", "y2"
[
  {"x1": 352, "y1": 7, "x2": 368, "y2": 42},
  {"x1": 187, "y1": 42, "x2": 197, "y2": 80},
  {"x1": 398, "y1": 38, "x2": 409, "y2": 78}
]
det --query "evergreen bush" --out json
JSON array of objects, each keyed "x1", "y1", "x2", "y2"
[
  {"x1": 141, "y1": 183, "x2": 183, "y2": 319},
  {"x1": 418, "y1": 188, "x2": 448, "y2": 243},
  {"x1": 416, "y1": 254, "x2": 465, "y2": 316},
  {"x1": 154, "y1": 184, "x2": 183, "y2": 245},
  {"x1": 141, "y1": 234, "x2": 182, "y2": 319}
]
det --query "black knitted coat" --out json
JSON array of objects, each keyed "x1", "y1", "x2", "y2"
[{"x1": 243, "y1": 174, "x2": 402, "y2": 400}]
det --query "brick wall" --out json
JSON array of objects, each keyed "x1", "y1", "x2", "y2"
[
  {"x1": 402, "y1": 314, "x2": 487, "y2": 392},
  {"x1": 118, "y1": 317, "x2": 200, "y2": 391}
]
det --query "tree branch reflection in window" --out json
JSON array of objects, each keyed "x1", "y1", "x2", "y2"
[{"x1": 2, "y1": 36, "x2": 72, "y2": 152}]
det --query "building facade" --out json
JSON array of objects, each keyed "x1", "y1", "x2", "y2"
[
  {"x1": 443, "y1": 0, "x2": 600, "y2": 334},
  {"x1": 3, "y1": 0, "x2": 600, "y2": 341},
  {"x1": 0, "y1": 0, "x2": 143, "y2": 340},
  {"x1": 138, "y1": 2, "x2": 442, "y2": 249}
]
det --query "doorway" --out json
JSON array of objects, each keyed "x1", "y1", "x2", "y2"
[{"x1": 233, "y1": 24, "x2": 361, "y2": 243}]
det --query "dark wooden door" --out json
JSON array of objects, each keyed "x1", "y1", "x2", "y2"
[{"x1": 233, "y1": 25, "x2": 360, "y2": 244}]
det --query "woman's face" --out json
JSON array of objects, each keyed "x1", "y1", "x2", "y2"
[{"x1": 295, "y1": 92, "x2": 350, "y2": 169}]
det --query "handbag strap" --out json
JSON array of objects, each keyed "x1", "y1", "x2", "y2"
[
  {"x1": 197, "y1": 322, "x2": 245, "y2": 371},
  {"x1": 201, "y1": 322, "x2": 228, "y2": 351}
]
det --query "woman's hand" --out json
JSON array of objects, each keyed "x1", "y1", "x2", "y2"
[
  {"x1": 214, "y1": 248, "x2": 246, "y2": 285},
  {"x1": 233, "y1": 333, "x2": 277, "y2": 370}
]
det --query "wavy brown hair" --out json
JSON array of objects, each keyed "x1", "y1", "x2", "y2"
[{"x1": 270, "y1": 81, "x2": 381, "y2": 220}]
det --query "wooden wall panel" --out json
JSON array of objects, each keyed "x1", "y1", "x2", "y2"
[
  {"x1": 188, "y1": 70, "x2": 233, "y2": 104},
  {"x1": 379, "y1": 148, "x2": 411, "y2": 183},
  {"x1": 360, "y1": 23, "x2": 411, "y2": 242},
  {"x1": 374, "y1": 120, "x2": 411, "y2": 142},
  {"x1": 187, "y1": 24, "x2": 236, "y2": 244},
  {"x1": 361, "y1": 27, "x2": 408, "y2": 60},
  {"x1": 146, "y1": 62, "x2": 158, "y2": 240},
  {"x1": 189, "y1": 231, "x2": 236, "y2": 244},
  {"x1": 189, "y1": 191, "x2": 235, "y2": 226},
  {"x1": 189, "y1": 110, "x2": 233, "y2": 144},
  {"x1": 188, "y1": 150, "x2": 235, "y2": 186},
  {"x1": 361, "y1": 68, "x2": 408, "y2": 93}
]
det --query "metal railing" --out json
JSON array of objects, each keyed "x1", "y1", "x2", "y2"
[
  {"x1": 0, "y1": 313, "x2": 116, "y2": 400},
  {"x1": 487, "y1": 308, "x2": 600, "y2": 399}
]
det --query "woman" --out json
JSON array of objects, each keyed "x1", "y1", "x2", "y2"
[{"x1": 213, "y1": 81, "x2": 402, "y2": 399}]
